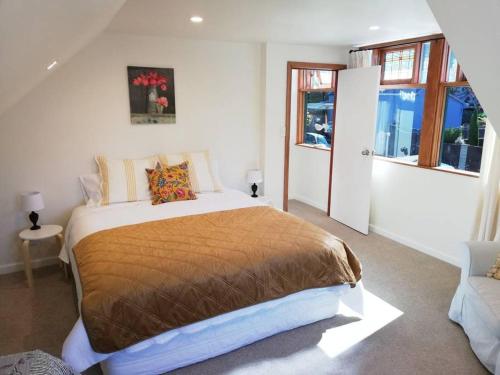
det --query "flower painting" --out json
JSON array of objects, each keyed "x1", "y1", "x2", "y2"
[{"x1": 127, "y1": 66, "x2": 176, "y2": 124}]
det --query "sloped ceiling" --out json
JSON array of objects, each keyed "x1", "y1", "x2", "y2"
[
  {"x1": 0, "y1": 0, "x2": 126, "y2": 115},
  {"x1": 0, "y1": 0, "x2": 441, "y2": 117},
  {"x1": 426, "y1": 0, "x2": 500, "y2": 135},
  {"x1": 108, "y1": 0, "x2": 440, "y2": 46}
]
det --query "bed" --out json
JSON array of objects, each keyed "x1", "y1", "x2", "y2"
[{"x1": 60, "y1": 189, "x2": 365, "y2": 375}]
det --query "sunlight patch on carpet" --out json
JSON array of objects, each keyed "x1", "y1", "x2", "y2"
[{"x1": 317, "y1": 289, "x2": 403, "y2": 358}]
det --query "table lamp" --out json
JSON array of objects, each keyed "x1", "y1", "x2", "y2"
[
  {"x1": 247, "y1": 170, "x2": 263, "y2": 198},
  {"x1": 21, "y1": 192, "x2": 44, "y2": 230}
]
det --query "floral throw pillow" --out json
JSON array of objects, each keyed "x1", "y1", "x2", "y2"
[{"x1": 146, "y1": 161, "x2": 197, "y2": 205}]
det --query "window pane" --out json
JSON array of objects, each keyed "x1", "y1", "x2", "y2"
[
  {"x1": 419, "y1": 42, "x2": 431, "y2": 83},
  {"x1": 439, "y1": 86, "x2": 485, "y2": 173},
  {"x1": 374, "y1": 88, "x2": 426, "y2": 162},
  {"x1": 383, "y1": 48, "x2": 415, "y2": 81},
  {"x1": 304, "y1": 70, "x2": 333, "y2": 89},
  {"x1": 446, "y1": 50, "x2": 458, "y2": 82},
  {"x1": 302, "y1": 91, "x2": 334, "y2": 148}
]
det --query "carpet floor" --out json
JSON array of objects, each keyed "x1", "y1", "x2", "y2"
[{"x1": 0, "y1": 200, "x2": 487, "y2": 374}]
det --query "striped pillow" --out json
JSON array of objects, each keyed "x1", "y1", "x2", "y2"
[
  {"x1": 95, "y1": 155, "x2": 159, "y2": 205},
  {"x1": 158, "y1": 151, "x2": 223, "y2": 192}
]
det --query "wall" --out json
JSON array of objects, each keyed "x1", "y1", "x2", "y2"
[
  {"x1": 0, "y1": 33, "x2": 262, "y2": 273},
  {"x1": 426, "y1": 0, "x2": 500, "y2": 137},
  {"x1": 288, "y1": 70, "x2": 330, "y2": 211},
  {"x1": 370, "y1": 160, "x2": 479, "y2": 265},
  {"x1": 0, "y1": 34, "x2": 480, "y2": 271},
  {"x1": 265, "y1": 46, "x2": 478, "y2": 265},
  {"x1": 0, "y1": 0, "x2": 127, "y2": 115},
  {"x1": 260, "y1": 41, "x2": 476, "y2": 266},
  {"x1": 263, "y1": 42, "x2": 349, "y2": 209}
]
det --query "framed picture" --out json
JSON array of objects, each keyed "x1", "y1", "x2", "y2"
[{"x1": 127, "y1": 66, "x2": 176, "y2": 124}]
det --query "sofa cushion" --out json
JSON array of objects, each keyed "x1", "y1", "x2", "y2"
[{"x1": 465, "y1": 276, "x2": 500, "y2": 337}]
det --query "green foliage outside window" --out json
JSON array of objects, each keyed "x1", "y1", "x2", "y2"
[
  {"x1": 443, "y1": 128, "x2": 461, "y2": 144},
  {"x1": 468, "y1": 108, "x2": 479, "y2": 146}
]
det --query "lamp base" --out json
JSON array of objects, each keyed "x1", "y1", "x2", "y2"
[
  {"x1": 29, "y1": 211, "x2": 41, "y2": 230},
  {"x1": 251, "y1": 183, "x2": 258, "y2": 198}
]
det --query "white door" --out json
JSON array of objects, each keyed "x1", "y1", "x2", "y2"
[{"x1": 330, "y1": 66, "x2": 381, "y2": 234}]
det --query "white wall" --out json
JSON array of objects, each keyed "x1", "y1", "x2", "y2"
[
  {"x1": 370, "y1": 160, "x2": 479, "y2": 265},
  {"x1": 0, "y1": 33, "x2": 479, "y2": 272},
  {"x1": 288, "y1": 70, "x2": 330, "y2": 211},
  {"x1": 0, "y1": 0, "x2": 126, "y2": 115},
  {"x1": 0, "y1": 33, "x2": 262, "y2": 272},
  {"x1": 285, "y1": 62, "x2": 478, "y2": 264},
  {"x1": 275, "y1": 58, "x2": 478, "y2": 265},
  {"x1": 263, "y1": 42, "x2": 349, "y2": 209},
  {"x1": 426, "y1": 0, "x2": 500, "y2": 137}
]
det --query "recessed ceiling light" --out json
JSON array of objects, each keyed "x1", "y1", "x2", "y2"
[
  {"x1": 47, "y1": 61, "x2": 58, "y2": 70},
  {"x1": 190, "y1": 15, "x2": 203, "y2": 23},
  {"x1": 369, "y1": 25, "x2": 380, "y2": 31}
]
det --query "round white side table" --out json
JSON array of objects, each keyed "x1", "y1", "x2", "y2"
[{"x1": 19, "y1": 225, "x2": 63, "y2": 288}]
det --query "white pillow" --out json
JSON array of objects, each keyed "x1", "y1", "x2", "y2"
[
  {"x1": 79, "y1": 173, "x2": 102, "y2": 207},
  {"x1": 158, "y1": 151, "x2": 223, "y2": 192},
  {"x1": 95, "y1": 155, "x2": 159, "y2": 205}
]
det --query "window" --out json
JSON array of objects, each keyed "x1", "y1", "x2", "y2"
[
  {"x1": 303, "y1": 69, "x2": 333, "y2": 89},
  {"x1": 371, "y1": 36, "x2": 486, "y2": 175},
  {"x1": 381, "y1": 46, "x2": 417, "y2": 83},
  {"x1": 296, "y1": 69, "x2": 336, "y2": 150},
  {"x1": 439, "y1": 86, "x2": 485, "y2": 173},
  {"x1": 419, "y1": 42, "x2": 431, "y2": 84},
  {"x1": 375, "y1": 88, "x2": 425, "y2": 161},
  {"x1": 446, "y1": 50, "x2": 459, "y2": 82},
  {"x1": 438, "y1": 44, "x2": 484, "y2": 173},
  {"x1": 375, "y1": 43, "x2": 426, "y2": 164}
]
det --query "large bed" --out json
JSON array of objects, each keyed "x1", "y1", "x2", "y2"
[{"x1": 60, "y1": 189, "x2": 365, "y2": 375}]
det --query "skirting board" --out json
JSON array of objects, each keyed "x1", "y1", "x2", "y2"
[
  {"x1": 289, "y1": 194, "x2": 327, "y2": 212},
  {"x1": 369, "y1": 224, "x2": 460, "y2": 267},
  {"x1": 0, "y1": 256, "x2": 59, "y2": 275}
]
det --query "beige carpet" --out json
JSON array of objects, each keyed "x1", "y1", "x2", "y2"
[{"x1": 0, "y1": 200, "x2": 487, "y2": 374}]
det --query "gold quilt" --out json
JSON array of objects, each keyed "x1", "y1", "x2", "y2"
[{"x1": 74, "y1": 206, "x2": 362, "y2": 353}]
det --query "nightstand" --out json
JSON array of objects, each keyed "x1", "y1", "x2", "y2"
[{"x1": 19, "y1": 225, "x2": 63, "y2": 288}]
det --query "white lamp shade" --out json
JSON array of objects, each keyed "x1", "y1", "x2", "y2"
[
  {"x1": 247, "y1": 169, "x2": 263, "y2": 184},
  {"x1": 21, "y1": 191, "x2": 44, "y2": 212}
]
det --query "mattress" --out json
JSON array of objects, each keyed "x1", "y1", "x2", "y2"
[{"x1": 61, "y1": 189, "x2": 365, "y2": 373}]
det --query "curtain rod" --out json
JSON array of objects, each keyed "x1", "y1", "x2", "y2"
[{"x1": 350, "y1": 33, "x2": 444, "y2": 53}]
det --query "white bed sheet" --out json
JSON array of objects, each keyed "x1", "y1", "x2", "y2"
[{"x1": 60, "y1": 189, "x2": 365, "y2": 374}]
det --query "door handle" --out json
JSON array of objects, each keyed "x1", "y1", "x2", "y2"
[{"x1": 361, "y1": 149, "x2": 370, "y2": 156}]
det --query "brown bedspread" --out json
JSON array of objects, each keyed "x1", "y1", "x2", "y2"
[{"x1": 74, "y1": 206, "x2": 362, "y2": 353}]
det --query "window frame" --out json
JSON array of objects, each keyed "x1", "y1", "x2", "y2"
[
  {"x1": 380, "y1": 43, "x2": 421, "y2": 85},
  {"x1": 367, "y1": 34, "x2": 480, "y2": 178},
  {"x1": 295, "y1": 68, "x2": 337, "y2": 151}
]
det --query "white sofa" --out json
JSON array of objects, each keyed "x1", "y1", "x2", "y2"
[{"x1": 449, "y1": 241, "x2": 500, "y2": 374}]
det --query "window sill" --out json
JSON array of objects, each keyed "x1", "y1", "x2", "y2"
[
  {"x1": 373, "y1": 156, "x2": 479, "y2": 178},
  {"x1": 295, "y1": 143, "x2": 331, "y2": 152}
]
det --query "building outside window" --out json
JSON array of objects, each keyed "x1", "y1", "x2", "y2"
[{"x1": 375, "y1": 88, "x2": 425, "y2": 162}]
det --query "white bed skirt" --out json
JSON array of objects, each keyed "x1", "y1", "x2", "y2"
[{"x1": 63, "y1": 282, "x2": 365, "y2": 375}]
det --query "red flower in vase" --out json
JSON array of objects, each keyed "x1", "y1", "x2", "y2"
[
  {"x1": 156, "y1": 97, "x2": 168, "y2": 107},
  {"x1": 132, "y1": 70, "x2": 168, "y2": 89}
]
